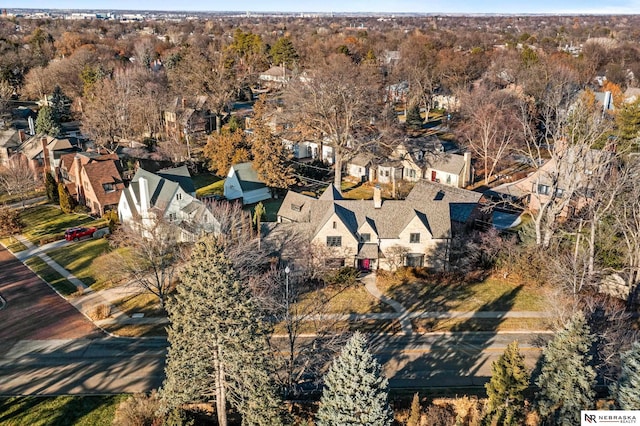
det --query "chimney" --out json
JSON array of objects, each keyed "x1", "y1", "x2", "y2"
[
  {"x1": 138, "y1": 176, "x2": 150, "y2": 214},
  {"x1": 373, "y1": 184, "x2": 382, "y2": 209},
  {"x1": 28, "y1": 116, "x2": 35, "y2": 135},
  {"x1": 18, "y1": 130, "x2": 26, "y2": 142},
  {"x1": 74, "y1": 155, "x2": 82, "y2": 195},
  {"x1": 181, "y1": 98, "x2": 186, "y2": 109},
  {"x1": 463, "y1": 152, "x2": 472, "y2": 187},
  {"x1": 41, "y1": 137, "x2": 50, "y2": 173}
]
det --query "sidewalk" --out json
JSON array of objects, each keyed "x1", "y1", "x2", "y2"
[{"x1": 6, "y1": 235, "x2": 553, "y2": 335}]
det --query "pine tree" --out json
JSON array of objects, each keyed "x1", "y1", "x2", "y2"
[
  {"x1": 35, "y1": 105, "x2": 60, "y2": 137},
  {"x1": 536, "y1": 313, "x2": 596, "y2": 426},
  {"x1": 44, "y1": 172, "x2": 59, "y2": 203},
  {"x1": 58, "y1": 182, "x2": 76, "y2": 213},
  {"x1": 161, "y1": 236, "x2": 282, "y2": 426},
  {"x1": 484, "y1": 341, "x2": 530, "y2": 425},
  {"x1": 269, "y1": 37, "x2": 298, "y2": 67},
  {"x1": 405, "y1": 104, "x2": 423, "y2": 130},
  {"x1": 316, "y1": 332, "x2": 393, "y2": 426},
  {"x1": 251, "y1": 96, "x2": 295, "y2": 190},
  {"x1": 407, "y1": 393, "x2": 421, "y2": 426},
  {"x1": 611, "y1": 341, "x2": 640, "y2": 409},
  {"x1": 50, "y1": 85, "x2": 71, "y2": 123}
]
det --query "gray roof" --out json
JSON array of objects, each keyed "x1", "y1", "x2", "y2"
[
  {"x1": 157, "y1": 165, "x2": 195, "y2": 195},
  {"x1": 424, "y1": 152, "x2": 467, "y2": 175},
  {"x1": 130, "y1": 167, "x2": 180, "y2": 213},
  {"x1": 232, "y1": 162, "x2": 267, "y2": 192},
  {"x1": 318, "y1": 184, "x2": 343, "y2": 200},
  {"x1": 277, "y1": 180, "x2": 481, "y2": 240}
]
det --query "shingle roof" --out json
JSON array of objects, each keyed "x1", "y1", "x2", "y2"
[
  {"x1": 83, "y1": 160, "x2": 124, "y2": 208},
  {"x1": 130, "y1": 168, "x2": 179, "y2": 214},
  {"x1": 231, "y1": 162, "x2": 267, "y2": 192},
  {"x1": 318, "y1": 184, "x2": 343, "y2": 200},
  {"x1": 157, "y1": 165, "x2": 195, "y2": 195}
]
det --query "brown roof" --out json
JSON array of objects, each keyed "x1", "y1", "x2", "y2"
[{"x1": 83, "y1": 160, "x2": 124, "y2": 208}]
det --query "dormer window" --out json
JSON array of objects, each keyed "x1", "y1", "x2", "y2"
[
  {"x1": 361, "y1": 233, "x2": 371, "y2": 243},
  {"x1": 291, "y1": 203, "x2": 302, "y2": 212},
  {"x1": 102, "y1": 183, "x2": 115, "y2": 192}
]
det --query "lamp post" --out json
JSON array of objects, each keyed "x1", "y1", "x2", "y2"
[
  {"x1": 284, "y1": 265, "x2": 290, "y2": 311},
  {"x1": 284, "y1": 265, "x2": 292, "y2": 398}
]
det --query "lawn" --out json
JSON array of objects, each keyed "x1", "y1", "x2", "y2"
[
  {"x1": 377, "y1": 270, "x2": 546, "y2": 313},
  {"x1": 112, "y1": 292, "x2": 165, "y2": 317},
  {"x1": 340, "y1": 181, "x2": 395, "y2": 200},
  {"x1": 412, "y1": 317, "x2": 551, "y2": 333},
  {"x1": 24, "y1": 257, "x2": 78, "y2": 296},
  {"x1": 293, "y1": 280, "x2": 391, "y2": 315},
  {"x1": 45, "y1": 238, "x2": 111, "y2": 289},
  {"x1": 0, "y1": 395, "x2": 127, "y2": 426},
  {"x1": 193, "y1": 173, "x2": 224, "y2": 197},
  {"x1": 17, "y1": 204, "x2": 106, "y2": 245},
  {"x1": 0, "y1": 237, "x2": 27, "y2": 253},
  {"x1": 0, "y1": 189, "x2": 45, "y2": 205},
  {"x1": 245, "y1": 198, "x2": 284, "y2": 222}
]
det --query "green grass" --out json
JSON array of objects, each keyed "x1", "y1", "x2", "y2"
[
  {"x1": 25, "y1": 257, "x2": 78, "y2": 296},
  {"x1": 45, "y1": 238, "x2": 111, "y2": 289},
  {"x1": 244, "y1": 198, "x2": 284, "y2": 222},
  {"x1": 17, "y1": 204, "x2": 105, "y2": 245},
  {"x1": 0, "y1": 237, "x2": 27, "y2": 253},
  {"x1": 377, "y1": 271, "x2": 546, "y2": 313},
  {"x1": 0, "y1": 395, "x2": 127, "y2": 426},
  {"x1": 0, "y1": 189, "x2": 45, "y2": 205},
  {"x1": 112, "y1": 292, "x2": 165, "y2": 317},
  {"x1": 193, "y1": 173, "x2": 224, "y2": 197},
  {"x1": 294, "y1": 281, "x2": 391, "y2": 315}
]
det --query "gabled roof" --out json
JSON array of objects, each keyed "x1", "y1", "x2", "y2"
[
  {"x1": 157, "y1": 165, "x2": 195, "y2": 195},
  {"x1": 425, "y1": 152, "x2": 467, "y2": 175},
  {"x1": 83, "y1": 160, "x2": 124, "y2": 207},
  {"x1": 130, "y1": 168, "x2": 180, "y2": 213},
  {"x1": 318, "y1": 184, "x2": 343, "y2": 200},
  {"x1": 0, "y1": 129, "x2": 21, "y2": 149},
  {"x1": 230, "y1": 162, "x2": 267, "y2": 192}
]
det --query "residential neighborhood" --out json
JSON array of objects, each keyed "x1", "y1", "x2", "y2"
[{"x1": 1, "y1": 6, "x2": 640, "y2": 425}]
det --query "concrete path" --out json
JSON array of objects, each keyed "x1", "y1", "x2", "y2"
[{"x1": 361, "y1": 272, "x2": 414, "y2": 335}]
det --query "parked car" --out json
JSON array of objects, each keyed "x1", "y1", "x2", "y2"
[{"x1": 64, "y1": 226, "x2": 97, "y2": 241}]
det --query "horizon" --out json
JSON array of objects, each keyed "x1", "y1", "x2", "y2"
[{"x1": 7, "y1": 0, "x2": 640, "y2": 15}]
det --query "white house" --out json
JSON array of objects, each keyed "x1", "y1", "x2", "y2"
[
  {"x1": 223, "y1": 162, "x2": 271, "y2": 205},
  {"x1": 118, "y1": 166, "x2": 218, "y2": 241}
]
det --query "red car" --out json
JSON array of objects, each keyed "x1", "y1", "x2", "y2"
[{"x1": 64, "y1": 227, "x2": 97, "y2": 241}]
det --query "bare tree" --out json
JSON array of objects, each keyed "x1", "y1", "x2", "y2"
[
  {"x1": 284, "y1": 54, "x2": 381, "y2": 187},
  {"x1": 0, "y1": 155, "x2": 39, "y2": 205},
  {"x1": 108, "y1": 218, "x2": 188, "y2": 310}
]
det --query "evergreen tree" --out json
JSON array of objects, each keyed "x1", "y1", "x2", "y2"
[
  {"x1": 536, "y1": 313, "x2": 596, "y2": 426},
  {"x1": 611, "y1": 341, "x2": 640, "y2": 409},
  {"x1": 405, "y1": 104, "x2": 423, "y2": 130},
  {"x1": 484, "y1": 341, "x2": 530, "y2": 425},
  {"x1": 58, "y1": 182, "x2": 76, "y2": 213},
  {"x1": 50, "y1": 85, "x2": 71, "y2": 123},
  {"x1": 616, "y1": 98, "x2": 640, "y2": 151},
  {"x1": 407, "y1": 393, "x2": 421, "y2": 426},
  {"x1": 269, "y1": 37, "x2": 298, "y2": 67},
  {"x1": 251, "y1": 95, "x2": 295, "y2": 190},
  {"x1": 316, "y1": 332, "x2": 393, "y2": 426},
  {"x1": 161, "y1": 236, "x2": 282, "y2": 426},
  {"x1": 35, "y1": 105, "x2": 60, "y2": 137},
  {"x1": 44, "y1": 172, "x2": 59, "y2": 203}
]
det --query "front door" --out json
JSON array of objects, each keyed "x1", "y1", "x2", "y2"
[
  {"x1": 359, "y1": 258, "x2": 371, "y2": 271},
  {"x1": 431, "y1": 170, "x2": 437, "y2": 181}
]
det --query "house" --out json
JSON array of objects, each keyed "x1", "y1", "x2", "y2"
[
  {"x1": 13, "y1": 134, "x2": 78, "y2": 176},
  {"x1": 258, "y1": 65, "x2": 290, "y2": 88},
  {"x1": 163, "y1": 95, "x2": 212, "y2": 139},
  {"x1": 0, "y1": 129, "x2": 24, "y2": 165},
  {"x1": 223, "y1": 162, "x2": 271, "y2": 205},
  {"x1": 347, "y1": 152, "x2": 375, "y2": 181},
  {"x1": 424, "y1": 152, "x2": 472, "y2": 188},
  {"x1": 275, "y1": 181, "x2": 482, "y2": 271},
  {"x1": 282, "y1": 138, "x2": 319, "y2": 160},
  {"x1": 58, "y1": 151, "x2": 124, "y2": 216},
  {"x1": 117, "y1": 166, "x2": 218, "y2": 241}
]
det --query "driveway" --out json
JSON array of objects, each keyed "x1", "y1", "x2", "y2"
[{"x1": 0, "y1": 245, "x2": 102, "y2": 355}]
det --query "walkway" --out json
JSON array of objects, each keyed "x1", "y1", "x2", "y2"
[{"x1": 361, "y1": 272, "x2": 414, "y2": 335}]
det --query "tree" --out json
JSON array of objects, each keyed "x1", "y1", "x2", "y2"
[
  {"x1": 284, "y1": 54, "x2": 380, "y2": 187},
  {"x1": 35, "y1": 105, "x2": 60, "y2": 137},
  {"x1": 405, "y1": 103, "x2": 423, "y2": 130},
  {"x1": 49, "y1": 85, "x2": 72, "y2": 123},
  {"x1": 484, "y1": 341, "x2": 530, "y2": 425},
  {"x1": 0, "y1": 207, "x2": 24, "y2": 239},
  {"x1": 316, "y1": 332, "x2": 393, "y2": 426},
  {"x1": 161, "y1": 236, "x2": 282, "y2": 426},
  {"x1": 0, "y1": 155, "x2": 39, "y2": 204},
  {"x1": 44, "y1": 171, "x2": 59, "y2": 204},
  {"x1": 203, "y1": 123, "x2": 251, "y2": 176},
  {"x1": 615, "y1": 97, "x2": 640, "y2": 151},
  {"x1": 58, "y1": 182, "x2": 77, "y2": 213},
  {"x1": 536, "y1": 312, "x2": 596, "y2": 425},
  {"x1": 270, "y1": 37, "x2": 298, "y2": 67},
  {"x1": 251, "y1": 96, "x2": 295, "y2": 190},
  {"x1": 407, "y1": 393, "x2": 422, "y2": 426},
  {"x1": 107, "y1": 218, "x2": 186, "y2": 310},
  {"x1": 611, "y1": 341, "x2": 640, "y2": 409}
]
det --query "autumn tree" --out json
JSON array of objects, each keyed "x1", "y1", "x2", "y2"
[
  {"x1": 316, "y1": 332, "x2": 393, "y2": 426},
  {"x1": 203, "y1": 122, "x2": 251, "y2": 176},
  {"x1": 284, "y1": 54, "x2": 380, "y2": 187},
  {"x1": 536, "y1": 312, "x2": 596, "y2": 425},
  {"x1": 161, "y1": 236, "x2": 282, "y2": 426},
  {"x1": 251, "y1": 96, "x2": 295, "y2": 190},
  {"x1": 484, "y1": 341, "x2": 530, "y2": 425},
  {"x1": 0, "y1": 207, "x2": 24, "y2": 239}
]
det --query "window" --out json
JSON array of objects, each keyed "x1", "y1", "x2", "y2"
[
  {"x1": 169, "y1": 213, "x2": 176, "y2": 221},
  {"x1": 326, "y1": 236, "x2": 342, "y2": 247},
  {"x1": 176, "y1": 193, "x2": 182, "y2": 201},
  {"x1": 536, "y1": 184, "x2": 550, "y2": 195},
  {"x1": 332, "y1": 221, "x2": 337, "y2": 229},
  {"x1": 102, "y1": 183, "x2": 115, "y2": 192},
  {"x1": 446, "y1": 174, "x2": 452, "y2": 184},
  {"x1": 408, "y1": 169, "x2": 416, "y2": 179},
  {"x1": 405, "y1": 253, "x2": 424, "y2": 267},
  {"x1": 360, "y1": 233, "x2": 371, "y2": 242},
  {"x1": 291, "y1": 203, "x2": 302, "y2": 212},
  {"x1": 410, "y1": 233, "x2": 420, "y2": 243}
]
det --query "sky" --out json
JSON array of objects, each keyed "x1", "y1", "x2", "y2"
[{"x1": 15, "y1": 0, "x2": 640, "y2": 14}]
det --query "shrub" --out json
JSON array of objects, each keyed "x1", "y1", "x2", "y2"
[
  {"x1": 325, "y1": 266, "x2": 360, "y2": 286},
  {"x1": 88, "y1": 303, "x2": 111, "y2": 320},
  {"x1": 104, "y1": 210, "x2": 119, "y2": 233},
  {"x1": 112, "y1": 391, "x2": 164, "y2": 426},
  {"x1": 39, "y1": 233, "x2": 64, "y2": 246},
  {"x1": 73, "y1": 204, "x2": 90, "y2": 214}
]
